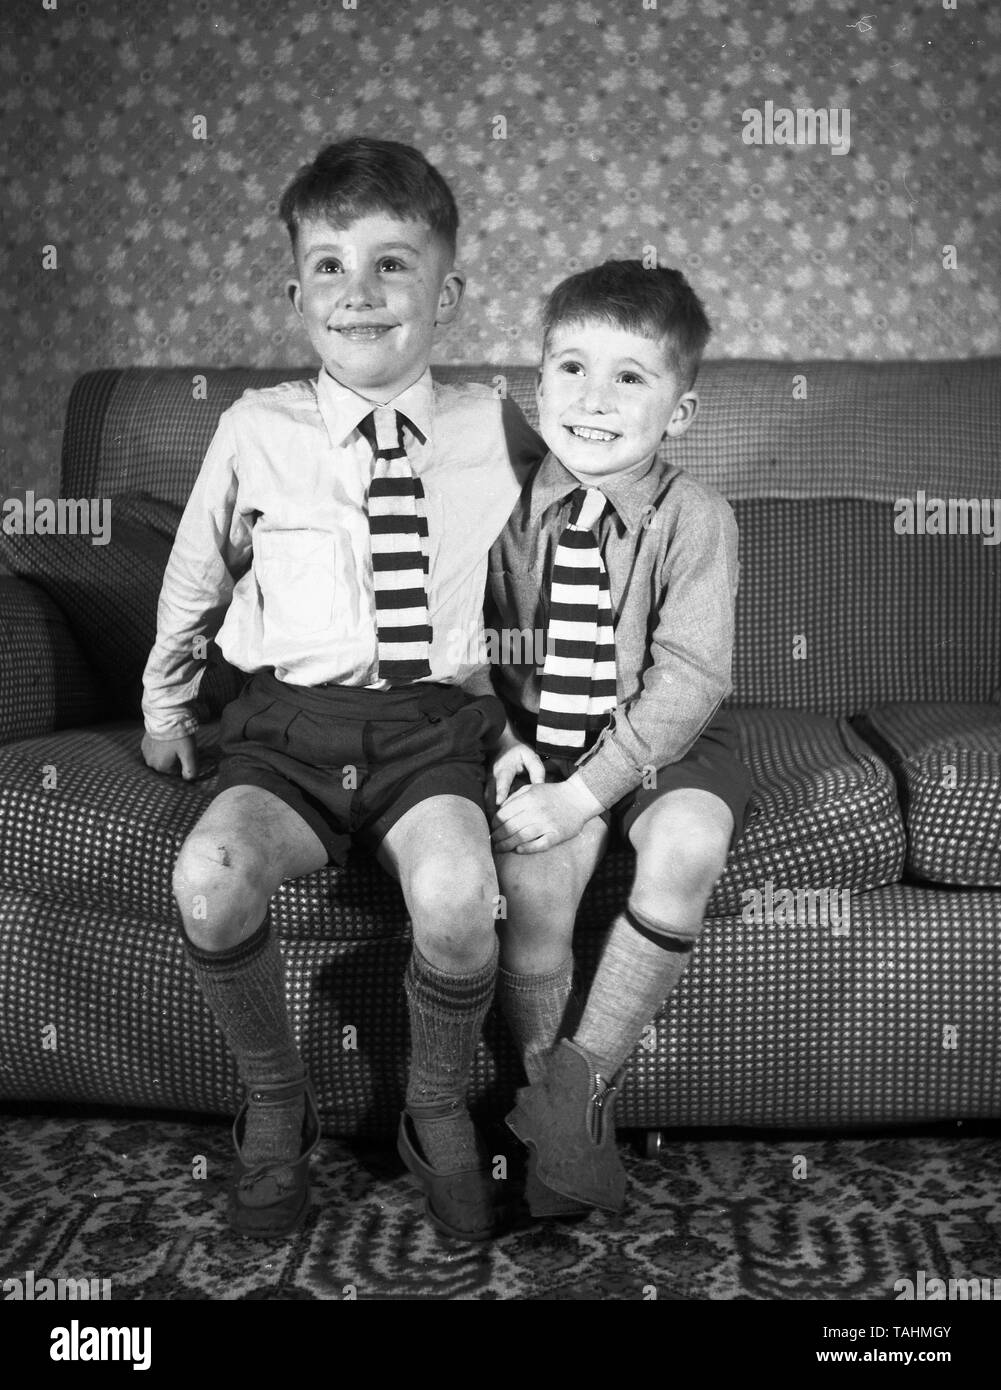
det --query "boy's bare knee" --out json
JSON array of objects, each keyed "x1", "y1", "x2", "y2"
[
  {"x1": 172, "y1": 829, "x2": 269, "y2": 942},
  {"x1": 417, "y1": 920, "x2": 496, "y2": 973},
  {"x1": 175, "y1": 833, "x2": 230, "y2": 897},
  {"x1": 407, "y1": 858, "x2": 500, "y2": 972},
  {"x1": 497, "y1": 867, "x2": 579, "y2": 935},
  {"x1": 407, "y1": 855, "x2": 496, "y2": 927},
  {"x1": 632, "y1": 827, "x2": 730, "y2": 919}
]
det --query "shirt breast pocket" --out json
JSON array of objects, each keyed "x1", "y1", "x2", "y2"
[{"x1": 253, "y1": 528, "x2": 336, "y2": 637}]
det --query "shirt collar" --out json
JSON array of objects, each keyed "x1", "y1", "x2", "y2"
[
  {"x1": 315, "y1": 367, "x2": 435, "y2": 449},
  {"x1": 528, "y1": 450, "x2": 677, "y2": 533}
]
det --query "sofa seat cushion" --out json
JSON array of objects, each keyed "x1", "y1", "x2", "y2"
[
  {"x1": 708, "y1": 708, "x2": 905, "y2": 915},
  {"x1": 0, "y1": 709, "x2": 905, "y2": 937},
  {"x1": 854, "y1": 703, "x2": 1001, "y2": 887},
  {"x1": 0, "y1": 723, "x2": 413, "y2": 937}
]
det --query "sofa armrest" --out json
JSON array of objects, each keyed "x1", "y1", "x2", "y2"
[{"x1": 0, "y1": 575, "x2": 106, "y2": 743}]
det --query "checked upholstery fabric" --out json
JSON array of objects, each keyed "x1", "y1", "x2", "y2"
[
  {"x1": 54, "y1": 363, "x2": 1001, "y2": 714},
  {"x1": 3, "y1": 878, "x2": 999, "y2": 1133},
  {"x1": 0, "y1": 360, "x2": 999, "y2": 1134},
  {"x1": 855, "y1": 703, "x2": 1001, "y2": 887}
]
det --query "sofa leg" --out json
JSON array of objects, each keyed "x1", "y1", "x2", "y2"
[{"x1": 640, "y1": 1129, "x2": 664, "y2": 1159}]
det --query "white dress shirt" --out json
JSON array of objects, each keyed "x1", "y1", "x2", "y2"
[{"x1": 142, "y1": 368, "x2": 540, "y2": 739}]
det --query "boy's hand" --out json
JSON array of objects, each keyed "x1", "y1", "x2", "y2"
[
  {"x1": 491, "y1": 740, "x2": 547, "y2": 807},
  {"x1": 491, "y1": 776, "x2": 603, "y2": 854},
  {"x1": 141, "y1": 732, "x2": 199, "y2": 781}
]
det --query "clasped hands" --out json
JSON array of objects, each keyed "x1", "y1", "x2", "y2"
[{"x1": 489, "y1": 741, "x2": 603, "y2": 854}]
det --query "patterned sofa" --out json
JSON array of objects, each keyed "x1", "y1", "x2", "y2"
[{"x1": 1, "y1": 359, "x2": 999, "y2": 1141}]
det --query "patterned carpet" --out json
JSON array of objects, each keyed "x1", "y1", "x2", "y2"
[{"x1": 2, "y1": 1107, "x2": 1000, "y2": 1302}]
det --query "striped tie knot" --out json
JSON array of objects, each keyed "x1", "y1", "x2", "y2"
[
  {"x1": 361, "y1": 407, "x2": 432, "y2": 684},
  {"x1": 568, "y1": 485, "x2": 608, "y2": 533},
  {"x1": 535, "y1": 486, "x2": 618, "y2": 758}
]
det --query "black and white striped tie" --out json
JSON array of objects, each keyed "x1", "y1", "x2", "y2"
[
  {"x1": 360, "y1": 407, "x2": 432, "y2": 684},
  {"x1": 535, "y1": 487, "x2": 618, "y2": 757}
]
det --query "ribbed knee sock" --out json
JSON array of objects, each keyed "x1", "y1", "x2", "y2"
[
  {"x1": 574, "y1": 908, "x2": 695, "y2": 1077},
  {"x1": 183, "y1": 915, "x2": 305, "y2": 1167},
  {"x1": 496, "y1": 957, "x2": 579, "y2": 1084},
  {"x1": 404, "y1": 938, "x2": 498, "y2": 1174}
]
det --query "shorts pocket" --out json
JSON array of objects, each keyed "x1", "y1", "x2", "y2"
[
  {"x1": 449, "y1": 694, "x2": 507, "y2": 755},
  {"x1": 219, "y1": 690, "x2": 277, "y2": 750}
]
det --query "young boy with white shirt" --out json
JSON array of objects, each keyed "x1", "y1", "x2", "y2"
[{"x1": 141, "y1": 138, "x2": 540, "y2": 1241}]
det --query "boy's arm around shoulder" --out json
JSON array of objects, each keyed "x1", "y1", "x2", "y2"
[
  {"x1": 572, "y1": 479, "x2": 740, "y2": 810},
  {"x1": 499, "y1": 391, "x2": 547, "y2": 484},
  {"x1": 458, "y1": 389, "x2": 545, "y2": 721},
  {"x1": 437, "y1": 379, "x2": 545, "y2": 485},
  {"x1": 141, "y1": 407, "x2": 253, "y2": 768}
]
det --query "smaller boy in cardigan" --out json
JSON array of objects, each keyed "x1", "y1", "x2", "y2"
[{"x1": 484, "y1": 260, "x2": 753, "y2": 1215}]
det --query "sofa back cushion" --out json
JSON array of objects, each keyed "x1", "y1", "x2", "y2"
[
  {"x1": 59, "y1": 360, "x2": 1001, "y2": 716},
  {"x1": 0, "y1": 577, "x2": 104, "y2": 739},
  {"x1": 729, "y1": 498, "x2": 1000, "y2": 712},
  {"x1": 62, "y1": 358, "x2": 1001, "y2": 506},
  {"x1": 3, "y1": 494, "x2": 242, "y2": 721}
]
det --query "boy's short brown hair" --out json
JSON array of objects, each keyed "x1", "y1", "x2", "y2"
[
  {"x1": 542, "y1": 260, "x2": 712, "y2": 389},
  {"x1": 278, "y1": 137, "x2": 459, "y2": 260}
]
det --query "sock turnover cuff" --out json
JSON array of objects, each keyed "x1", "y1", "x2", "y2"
[
  {"x1": 497, "y1": 956, "x2": 574, "y2": 994},
  {"x1": 624, "y1": 904, "x2": 695, "y2": 954},
  {"x1": 405, "y1": 937, "x2": 499, "y2": 1011},
  {"x1": 182, "y1": 914, "x2": 272, "y2": 970}
]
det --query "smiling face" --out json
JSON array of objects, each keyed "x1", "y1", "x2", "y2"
[
  {"x1": 537, "y1": 319, "x2": 699, "y2": 485},
  {"x1": 287, "y1": 212, "x2": 464, "y2": 402}
]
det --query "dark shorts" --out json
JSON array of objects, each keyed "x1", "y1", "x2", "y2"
[
  {"x1": 215, "y1": 670, "x2": 507, "y2": 866},
  {"x1": 536, "y1": 711, "x2": 753, "y2": 852}
]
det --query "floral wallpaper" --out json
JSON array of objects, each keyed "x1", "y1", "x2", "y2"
[{"x1": 2, "y1": 0, "x2": 998, "y2": 499}]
